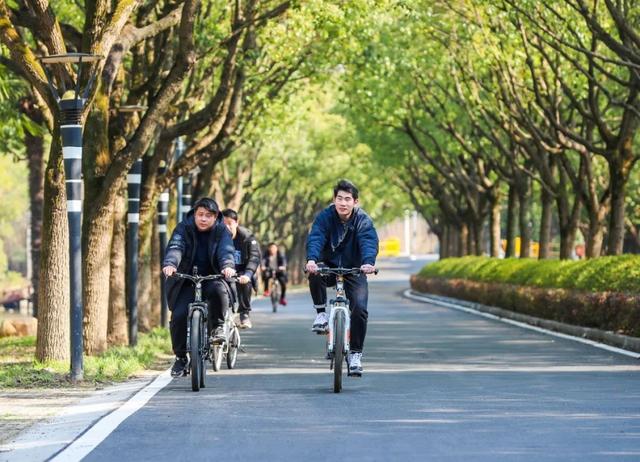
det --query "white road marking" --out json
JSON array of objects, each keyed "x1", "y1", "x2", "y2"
[{"x1": 50, "y1": 370, "x2": 173, "y2": 461}]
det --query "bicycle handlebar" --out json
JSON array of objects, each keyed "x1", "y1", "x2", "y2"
[
  {"x1": 304, "y1": 267, "x2": 379, "y2": 276},
  {"x1": 170, "y1": 273, "x2": 238, "y2": 283}
]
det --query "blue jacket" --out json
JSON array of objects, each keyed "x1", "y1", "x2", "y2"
[
  {"x1": 306, "y1": 204, "x2": 379, "y2": 268},
  {"x1": 163, "y1": 210, "x2": 235, "y2": 308}
]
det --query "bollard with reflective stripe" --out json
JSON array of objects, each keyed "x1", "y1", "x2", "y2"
[
  {"x1": 127, "y1": 158, "x2": 142, "y2": 346},
  {"x1": 61, "y1": 106, "x2": 84, "y2": 382},
  {"x1": 157, "y1": 185, "x2": 169, "y2": 328},
  {"x1": 180, "y1": 175, "x2": 192, "y2": 222}
]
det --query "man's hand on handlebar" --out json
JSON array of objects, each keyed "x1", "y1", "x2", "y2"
[
  {"x1": 305, "y1": 260, "x2": 319, "y2": 274},
  {"x1": 222, "y1": 267, "x2": 236, "y2": 279},
  {"x1": 360, "y1": 264, "x2": 376, "y2": 274},
  {"x1": 163, "y1": 266, "x2": 176, "y2": 277},
  {"x1": 238, "y1": 274, "x2": 251, "y2": 285}
]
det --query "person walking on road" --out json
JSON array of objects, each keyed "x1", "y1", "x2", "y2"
[
  {"x1": 162, "y1": 197, "x2": 236, "y2": 377},
  {"x1": 222, "y1": 208, "x2": 261, "y2": 329},
  {"x1": 305, "y1": 179, "x2": 379, "y2": 376}
]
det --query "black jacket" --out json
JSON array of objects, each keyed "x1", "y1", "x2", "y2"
[
  {"x1": 306, "y1": 204, "x2": 379, "y2": 268},
  {"x1": 233, "y1": 226, "x2": 261, "y2": 278},
  {"x1": 163, "y1": 210, "x2": 235, "y2": 308}
]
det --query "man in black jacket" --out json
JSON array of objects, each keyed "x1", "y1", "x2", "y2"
[
  {"x1": 305, "y1": 180, "x2": 379, "y2": 377},
  {"x1": 222, "y1": 208, "x2": 261, "y2": 329},
  {"x1": 162, "y1": 197, "x2": 236, "y2": 377}
]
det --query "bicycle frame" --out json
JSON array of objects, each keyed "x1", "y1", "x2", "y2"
[{"x1": 327, "y1": 273, "x2": 350, "y2": 358}]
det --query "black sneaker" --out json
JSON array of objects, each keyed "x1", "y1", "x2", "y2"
[
  {"x1": 211, "y1": 326, "x2": 226, "y2": 344},
  {"x1": 170, "y1": 357, "x2": 188, "y2": 377},
  {"x1": 239, "y1": 313, "x2": 252, "y2": 329}
]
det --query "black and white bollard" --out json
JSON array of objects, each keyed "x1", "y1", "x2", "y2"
[
  {"x1": 180, "y1": 175, "x2": 192, "y2": 222},
  {"x1": 61, "y1": 98, "x2": 84, "y2": 382},
  {"x1": 127, "y1": 159, "x2": 142, "y2": 346}
]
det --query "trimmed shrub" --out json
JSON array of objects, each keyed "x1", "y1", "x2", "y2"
[{"x1": 411, "y1": 256, "x2": 640, "y2": 337}]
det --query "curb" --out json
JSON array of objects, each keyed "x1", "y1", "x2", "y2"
[
  {"x1": 405, "y1": 290, "x2": 640, "y2": 359},
  {"x1": 0, "y1": 370, "x2": 170, "y2": 462}
]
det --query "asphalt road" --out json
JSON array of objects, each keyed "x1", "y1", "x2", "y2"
[{"x1": 84, "y1": 257, "x2": 640, "y2": 461}]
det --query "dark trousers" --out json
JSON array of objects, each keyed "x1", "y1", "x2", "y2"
[
  {"x1": 308, "y1": 272, "x2": 369, "y2": 352},
  {"x1": 170, "y1": 279, "x2": 230, "y2": 357},
  {"x1": 237, "y1": 281, "x2": 252, "y2": 314},
  {"x1": 263, "y1": 272, "x2": 287, "y2": 298}
]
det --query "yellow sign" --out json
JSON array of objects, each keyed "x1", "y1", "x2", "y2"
[{"x1": 379, "y1": 237, "x2": 401, "y2": 257}]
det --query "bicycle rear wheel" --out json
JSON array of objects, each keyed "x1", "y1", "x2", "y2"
[
  {"x1": 190, "y1": 310, "x2": 203, "y2": 392},
  {"x1": 333, "y1": 311, "x2": 345, "y2": 393},
  {"x1": 212, "y1": 343, "x2": 223, "y2": 371},
  {"x1": 226, "y1": 326, "x2": 240, "y2": 369}
]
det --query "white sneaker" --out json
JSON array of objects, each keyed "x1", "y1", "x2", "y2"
[
  {"x1": 311, "y1": 312, "x2": 329, "y2": 333},
  {"x1": 348, "y1": 352, "x2": 363, "y2": 377}
]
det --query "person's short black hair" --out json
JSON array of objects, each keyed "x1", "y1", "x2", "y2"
[
  {"x1": 222, "y1": 208, "x2": 238, "y2": 221},
  {"x1": 268, "y1": 242, "x2": 277, "y2": 247},
  {"x1": 193, "y1": 197, "x2": 219, "y2": 213},
  {"x1": 333, "y1": 179, "x2": 359, "y2": 200}
]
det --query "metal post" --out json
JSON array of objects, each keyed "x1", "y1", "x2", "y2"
[
  {"x1": 181, "y1": 175, "x2": 192, "y2": 221},
  {"x1": 403, "y1": 209, "x2": 411, "y2": 257},
  {"x1": 127, "y1": 159, "x2": 142, "y2": 346},
  {"x1": 157, "y1": 165, "x2": 169, "y2": 328},
  {"x1": 174, "y1": 137, "x2": 186, "y2": 223},
  {"x1": 40, "y1": 52, "x2": 103, "y2": 383},
  {"x1": 61, "y1": 98, "x2": 84, "y2": 382}
]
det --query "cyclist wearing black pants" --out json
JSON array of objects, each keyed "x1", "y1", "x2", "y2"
[
  {"x1": 162, "y1": 197, "x2": 236, "y2": 377},
  {"x1": 222, "y1": 208, "x2": 261, "y2": 329},
  {"x1": 305, "y1": 180, "x2": 378, "y2": 376},
  {"x1": 261, "y1": 243, "x2": 288, "y2": 306}
]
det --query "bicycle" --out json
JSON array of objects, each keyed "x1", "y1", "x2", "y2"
[
  {"x1": 170, "y1": 269, "x2": 241, "y2": 391},
  {"x1": 311, "y1": 266, "x2": 378, "y2": 393},
  {"x1": 211, "y1": 292, "x2": 242, "y2": 372},
  {"x1": 263, "y1": 268, "x2": 281, "y2": 313}
]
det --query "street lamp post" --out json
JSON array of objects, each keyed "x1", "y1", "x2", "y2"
[
  {"x1": 39, "y1": 53, "x2": 102, "y2": 382},
  {"x1": 119, "y1": 105, "x2": 146, "y2": 347},
  {"x1": 174, "y1": 138, "x2": 187, "y2": 223},
  {"x1": 157, "y1": 163, "x2": 169, "y2": 329}
]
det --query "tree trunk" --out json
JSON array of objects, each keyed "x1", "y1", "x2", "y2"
[
  {"x1": 517, "y1": 178, "x2": 532, "y2": 258},
  {"x1": 505, "y1": 184, "x2": 517, "y2": 258},
  {"x1": 26, "y1": 130, "x2": 45, "y2": 317},
  {"x1": 586, "y1": 217, "x2": 606, "y2": 258},
  {"x1": 36, "y1": 133, "x2": 70, "y2": 362},
  {"x1": 607, "y1": 159, "x2": 627, "y2": 255},
  {"x1": 82, "y1": 200, "x2": 115, "y2": 354},
  {"x1": 440, "y1": 224, "x2": 449, "y2": 259},
  {"x1": 137, "y1": 200, "x2": 155, "y2": 333},
  {"x1": 150, "y1": 218, "x2": 162, "y2": 328},
  {"x1": 108, "y1": 186, "x2": 128, "y2": 346},
  {"x1": 538, "y1": 186, "x2": 553, "y2": 259},
  {"x1": 459, "y1": 223, "x2": 469, "y2": 257},
  {"x1": 489, "y1": 196, "x2": 501, "y2": 257}
]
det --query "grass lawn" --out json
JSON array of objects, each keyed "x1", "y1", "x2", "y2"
[{"x1": 0, "y1": 328, "x2": 172, "y2": 388}]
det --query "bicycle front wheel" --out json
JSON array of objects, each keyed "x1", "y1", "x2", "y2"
[
  {"x1": 271, "y1": 282, "x2": 279, "y2": 313},
  {"x1": 333, "y1": 311, "x2": 346, "y2": 393},
  {"x1": 190, "y1": 310, "x2": 203, "y2": 392}
]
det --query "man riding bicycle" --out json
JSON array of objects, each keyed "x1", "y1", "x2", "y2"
[
  {"x1": 305, "y1": 179, "x2": 379, "y2": 376},
  {"x1": 222, "y1": 208, "x2": 261, "y2": 329},
  {"x1": 162, "y1": 197, "x2": 236, "y2": 377},
  {"x1": 261, "y1": 242, "x2": 288, "y2": 306}
]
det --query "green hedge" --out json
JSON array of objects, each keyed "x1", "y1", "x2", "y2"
[{"x1": 418, "y1": 256, "x2": 640, "y2": 294}]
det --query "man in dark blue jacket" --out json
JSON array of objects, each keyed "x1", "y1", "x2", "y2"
[
  {"x1": 162, "y1": 197, "x2": 236, "y2": 377},
  {"x1": 305, "y1": 180, "x2": 379, "y2": 377}
]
